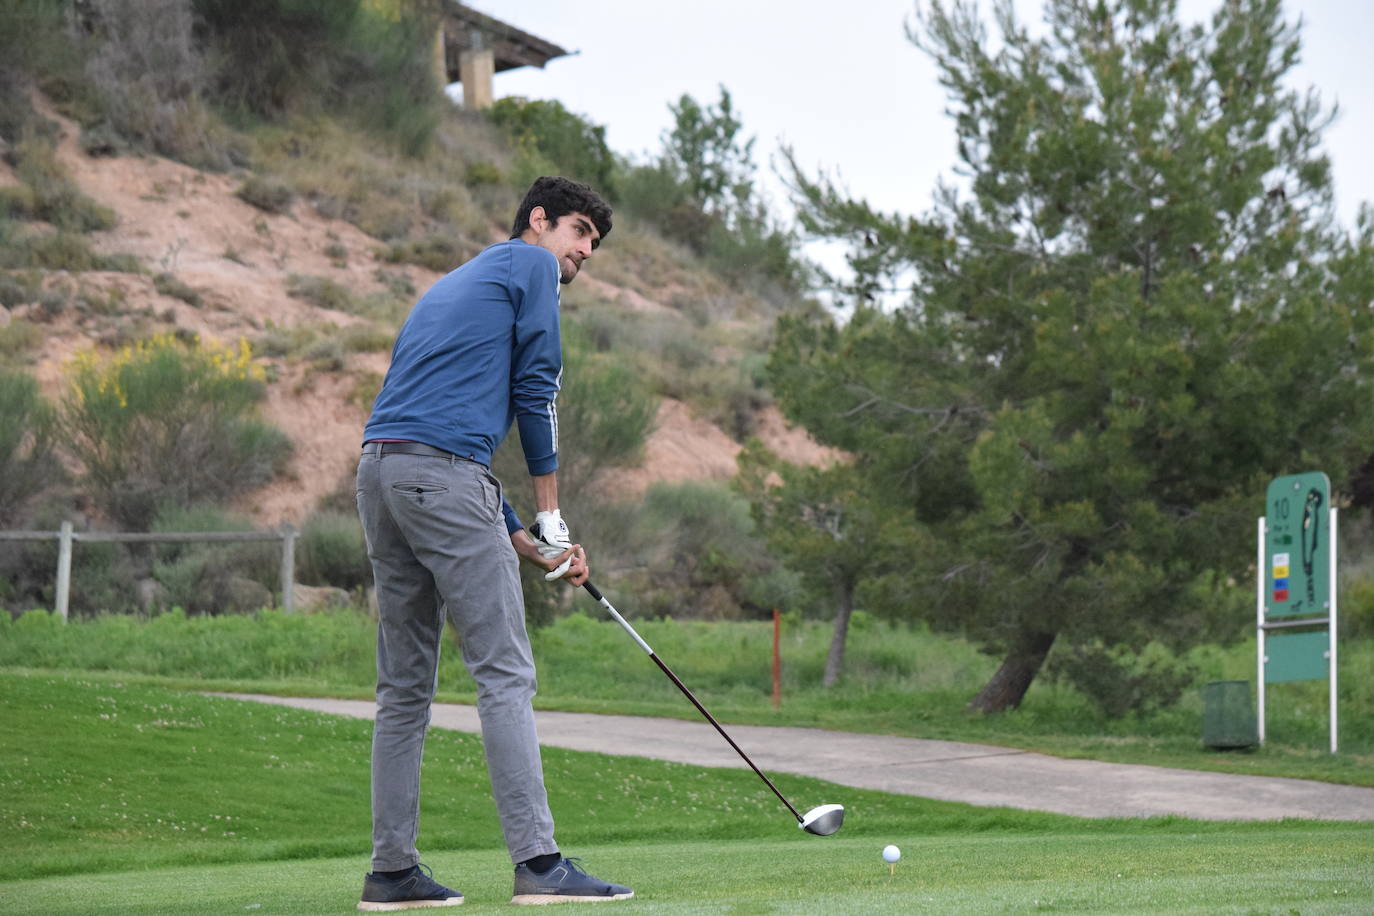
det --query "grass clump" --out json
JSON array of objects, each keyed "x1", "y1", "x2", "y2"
[
  {"x1": 255, "y1": 321, "x2": 323, "y2": 360},
  {"x1": 151, "y1": 272, "x2": 202, "y2": 307},
  {"x1": 0, "y1": 271, "x2": 45, "y2": 308},
  {"x1": 2, "y1": 133, "x2": 115, "y2": 232},
  {"x1": 285, "y1": 274, "x2": 360, "y2": 313},
  {"x1": 0, "y1": 319, "x2": 46, "y2": 365},
  {"x1": 0, "y1": 223, "x2": 141, "y2": 272},
  {"x1": 340, "y1": 324, "x2": 393, "y2": 353},
  {"x1": 235, "y1": 174, "x2": 295, "y2": 214},
  {"x1": 348, "y1": 369, "x2": 383, "y2": 410},
  {"x1": 256, "y1": 321, "x2": 390, "y2": 363},
  {"x1": 381, "y1": 235, "x2": 477, "y2": 273}
]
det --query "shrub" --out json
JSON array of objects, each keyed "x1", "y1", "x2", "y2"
[
  {"x1": 382, "y1": 236, "x2": 477, "y2": 273},
  {"x1": 296, "y1": 510, "x2": 370, "y2": 591},
  {"x1": 1050, "y1": 640, "x2": 1199, "y2": 720},
  {"x1": 487, "y1": 98, "x2": 617, "y2": 195},
  {"x1": 372, "y1": 268, "x2": 415, "y2": 299},
  {"x1": 340, "y1": 325, "x2": 393, "y2": 353},
  {"x1": 0, "y1": 2, "x2": 86, "y2": 137},
  {"x1": 348, "y1": 370, "x2": 383, "y2": 410},
  {"x1": 78, "y1": 122, "x2": 127, "y2": 158},
  {"x1": 0, "y1": 371, "x2": 63, "y2": 526},
  {"x1": 196, "y1": 0, "x2": 443, "y2": 154},
  {"x1": 0, "y1": 223, "x2": 141, "y2": 272},
  {"x1": 5, "y1": 133, "x2": 116, "y2": 231},
  {"x1": 255, "y1": 321, "x2": 321, "y2": 359},
  {"x1": 62, "y1": 334, "x2": 292, "y2": 529},
  {"x1": 627, "y1": 481, "x2": 772, "y2": 620},
  {"x1": 464, "y1": 161, "x2": 502, "y2": 188},
  {"x1": 286, "y1": 274, "x2": 361, "y2": 312},
  {"x1": 0, "y1": 272, "x2": 44, "y2": 309},
  {"x1": 80, "y1": 0, "x2": 237, "y2": 169},
  {"x1": 1342, "y1": 578, "x2": 1374, "y2": 640},
  {"x1": 303, "y1": 337, "x2": 346, "y2": 371},
  {"x1": 0, "y1": 319, "x2": 46, "y2": 365},
  {"x1": 236, "y1": 175, "x2": 295, "y2": 214},
  {"x1": 148, "y1": 504, "x2": 279, "y2": 615},
  {"x1": 152, "y1": 272, "x2": 202, "y2": 307},
  {"x1": 339, "y1": 2, "x2": 444, "y2": 157}
]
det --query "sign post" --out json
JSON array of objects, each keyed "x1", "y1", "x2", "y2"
[{"x1": 1258, "y1": 472, "x2": 1338, "y2": 753}]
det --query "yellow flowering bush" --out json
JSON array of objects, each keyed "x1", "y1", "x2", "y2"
[{"x1": 63, "y1": 334, "x2": 290, "y2": 529}]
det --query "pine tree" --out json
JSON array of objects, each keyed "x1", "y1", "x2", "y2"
[{"x1": 770, "y1": 0, "x2": 1374, "y2": 713}]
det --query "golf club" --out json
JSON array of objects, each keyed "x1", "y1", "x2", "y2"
[{"x1": 581, "y1": 580, "x2": 845, "y2": 836}]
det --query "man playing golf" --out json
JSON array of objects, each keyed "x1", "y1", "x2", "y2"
[{"x1": 354, "y1": 176, "x2": 632, "y2": 908}]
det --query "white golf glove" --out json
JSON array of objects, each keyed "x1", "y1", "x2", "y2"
[{"x1": 530, "y1": 509, "x2": 574, "y2": 581}]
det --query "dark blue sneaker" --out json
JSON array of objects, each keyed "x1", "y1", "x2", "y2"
[
  {"x1": 511, "y1": 857, "x2": 633, "y2": 905},
  {"x1": 357, "y1": 864, "x2": 463, "y2": 911}
]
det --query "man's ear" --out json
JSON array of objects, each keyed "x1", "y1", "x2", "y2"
[{"x1": 528, "y1": 206, "x2": 548, "y2": 234}]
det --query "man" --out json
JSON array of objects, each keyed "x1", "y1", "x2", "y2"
[{"x1": 354, "y1": 177, "x2": 632, "y2": 909}]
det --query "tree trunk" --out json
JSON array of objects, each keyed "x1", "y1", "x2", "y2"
[
  {"x1": 966, "y1": 628, "x2": 1058, "y2": 713},
  {"x1": 821, "y1": 581, "x2": 855, "y2": 687}
]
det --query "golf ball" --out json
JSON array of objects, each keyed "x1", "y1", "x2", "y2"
[{"x1": 882, "y1": 844, "x2": 901, "y2": 863}]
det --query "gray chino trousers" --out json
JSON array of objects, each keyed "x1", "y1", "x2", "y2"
[{"x1": 355, "y1": 445, "x2": 557, "y2": 871}]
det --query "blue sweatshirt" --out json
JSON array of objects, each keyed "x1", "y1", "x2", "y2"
[{"x1": 363, "y1": 239, "x2": 563, "y2": 534}]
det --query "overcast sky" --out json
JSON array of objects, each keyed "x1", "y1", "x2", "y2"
[{"x1": 467, "y1": 0, "x2": 1371, "y2": 244}]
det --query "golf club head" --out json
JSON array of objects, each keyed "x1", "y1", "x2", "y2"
[{"x1": 799, "y1": 803, "x2": 845, "y2": 836}]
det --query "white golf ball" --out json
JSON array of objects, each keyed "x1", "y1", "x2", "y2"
[{"x1": 882, "y1": 844, "x2": 901, "y2": 863}]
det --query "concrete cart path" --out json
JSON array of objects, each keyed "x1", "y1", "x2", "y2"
[{"x1": 208, "y1": 693, "x2": 1374, "y2": 823}]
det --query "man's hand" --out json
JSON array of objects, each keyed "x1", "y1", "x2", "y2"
[
  {"x1": 530, "y1": 509, "x2": 574, "y2": 579},
  {"x1": 513, "y1": 516, "x2": 589, "y2": 585},
  {"x1": 530, "y1": 510, "x2": 572, "y2": 560}
]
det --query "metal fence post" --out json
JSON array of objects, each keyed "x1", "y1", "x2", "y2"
[
  {"x1": 280, "y1": 523, "x2": 297, "y2": 614},
  {"x1": 55, "y1": 520, "x2": 73, "y2": 623}
]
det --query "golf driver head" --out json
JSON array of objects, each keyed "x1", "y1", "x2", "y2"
[{"x1": 799, "y1": 803, "x2": 845, "y2": 836}]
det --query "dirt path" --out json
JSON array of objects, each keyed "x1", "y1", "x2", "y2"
[{"x1": 208, "y1": 693, "x2": 1374, "y2": 822}]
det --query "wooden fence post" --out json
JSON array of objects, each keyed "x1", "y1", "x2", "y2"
[
  {"x1": 55, "y1": 520, "x2": 73, "y2": 623},
  {"x1": 280, "y1": 523, "x2": 297, "y2": 614}
]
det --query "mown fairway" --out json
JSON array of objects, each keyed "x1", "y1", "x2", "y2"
[
  {"x1": 6, "y1": 830, "x2": 1373, "y2": 914},
  {"x1": 2, "y1": 672, "x2": 1371, "y2": 914}
]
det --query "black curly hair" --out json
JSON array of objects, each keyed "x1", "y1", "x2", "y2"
[{"x1": 510, "y1": 176, "x2": 612, "y2": 245}]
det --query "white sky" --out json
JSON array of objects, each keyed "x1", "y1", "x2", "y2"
[{"x1": 468, "y1": 0, "x2": 1371, "y2": 244}]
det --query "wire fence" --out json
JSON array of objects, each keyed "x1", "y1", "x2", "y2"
[{"x1": 0, "y1": 522, "x2": 300, "y2": 621}]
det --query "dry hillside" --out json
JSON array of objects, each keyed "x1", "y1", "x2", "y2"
[{"x1": 1, "y1": 93, "x2": 838, "y2": 526}]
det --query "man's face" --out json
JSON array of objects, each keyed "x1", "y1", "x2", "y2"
[{"x1": 529, "y1": 208, "x2": 601, "y2": 284}]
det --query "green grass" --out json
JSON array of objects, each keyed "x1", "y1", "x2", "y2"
[
  {"x1": 2, "y1": 671, "x2": 1371, "y2": 914},
  {"x1": 6, "y1": 832, "x2": 1374, "y2": 914},
  {"x1": 2, "y1": 609, "x2": 1371, "y2": 785},
  {"x1": 0, "y1": 671, "x2": 1054, "y2": 883}
]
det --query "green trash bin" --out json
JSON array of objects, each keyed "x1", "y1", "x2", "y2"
[{"x1": 1202, "y1": 680, "x2": 1257, "y2": 749}]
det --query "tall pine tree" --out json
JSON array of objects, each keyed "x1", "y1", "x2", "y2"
[{"x1": 771, "y1": 0, "x2": 1374, "y2": 712}]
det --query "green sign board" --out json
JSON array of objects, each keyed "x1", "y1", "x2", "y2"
[
  {"x1": 1264, "y1": 630, "x2": 1330, "y2": 683},
  {"x1": 1264, "y1": 472, "x2": 1331, "y2": 619}
]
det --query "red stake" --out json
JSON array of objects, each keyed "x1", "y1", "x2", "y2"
[{"x1": 772, "y1": 608, "x2": 782, "y2": 709}]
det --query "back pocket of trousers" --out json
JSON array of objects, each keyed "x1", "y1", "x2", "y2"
[{"x1": 393, "y1": 481, "x2": 448, "y2": 506}]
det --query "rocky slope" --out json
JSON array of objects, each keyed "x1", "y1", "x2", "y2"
[{"x1": 1, "y1": 95, "x2": 837, "y2": 526}]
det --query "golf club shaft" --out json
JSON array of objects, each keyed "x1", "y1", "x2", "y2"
[{"x1": 582, "y1": 580, "x2": 804, "y2": 823}]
